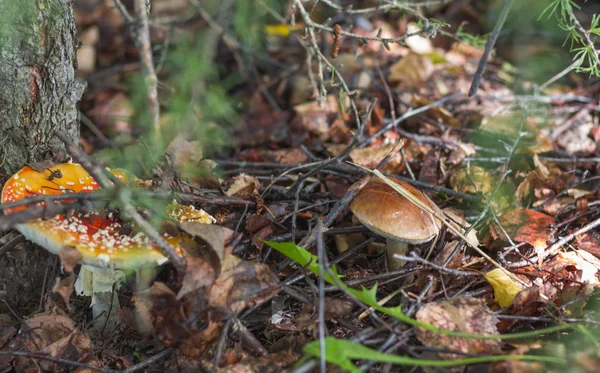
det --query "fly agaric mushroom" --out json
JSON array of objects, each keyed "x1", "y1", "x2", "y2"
[
  {"x1": 1, "y1": 163, "x2": 214, "y2": 331},
  {"x1": 349, "y1": 177, "x2": 442, "y2": 270}
]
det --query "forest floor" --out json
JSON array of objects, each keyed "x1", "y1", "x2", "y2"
[{"x1": 2, "y1": 1, "x2": 600, "y2": 372}]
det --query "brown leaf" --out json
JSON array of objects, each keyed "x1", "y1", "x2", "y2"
[
  {"x1": 239, "y1": 148, "x2": 309, "y2": 164},
  {"x1": 344, "y1": 143, "x2": 407, "y2": 174},
  {"x1": 52, "y1": 273, "x2": 76, "y2": 309},
  {"x1": 180, "y1": 223, "x2": 234, "y2": 261},
  {"x1": 415, "y1": 298, "x2": 501, "y2": 359},
  {"x1": 0, "y1": 321, "x2": 16, "y2": 371},
  {"x1": 202, "y1": 350, "x2": 298, "y2": 373},
  {"x1": 40, "y1": 331, "x2": 91, "y2": 371},
  {"x1": 12, "y1": 312, "x2": 90, "y2": 372},
  {"x1": 490, "y1": 209, "x2": 554, "y2": 249},
  {"x1": 177, "y1": 256, "x2": 219, "y2": 300},
  {"x1": 208, "y1": 254, "x2": 279, "y2": 315},
  {"x1": 133, "y1": 282, "x2": 190, "y2": 343},
  {"x1": 447, "y1": 143, "x2": 475, "y2": 165},
  {"x1": 418, "y1": 149, "x2": 440, "y2": 184},
  {"x1": 178, "y1": 321, "x2": 222, "y2": 358},
  {"x1": 555, "y1": 282, "x2": 595, "y2": 317},
  {"x1": 388, "y1": 52, "x2": 433, "y2": 88},
  {"x1": 225, "y1": 174, "x2": 261, "y2": 198},
  {"x1": 575, "y1": 231, "x2": 600, "y2": 257},
  {"x1": 511, "y1": 283, "x2": 557, "y2": 315},
  {"x1": 166, "y1": 134, "x2": 204, "y2": 170}
]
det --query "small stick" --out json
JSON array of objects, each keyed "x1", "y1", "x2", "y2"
[
  {"x1": 468, "y1": 0, "x2": 513, "y2": 96},
  {"x1": 133, "y1": 0, "x2": 160, "y2": 137}
]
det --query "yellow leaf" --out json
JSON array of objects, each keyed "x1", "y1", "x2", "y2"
[
  {"x1": 264, "y1": 23, "x2": 302, "y2": 38},
  {"x1": 484, "y1": 268, "x2": 524, "y2": 308}
]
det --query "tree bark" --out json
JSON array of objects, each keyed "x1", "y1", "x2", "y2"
[
  {"x1": 0, "y1": 0, "x2": 85, "y2": 181},
  {"x1": 0, "y1": 0, "x2": 84, "y2": 315}
]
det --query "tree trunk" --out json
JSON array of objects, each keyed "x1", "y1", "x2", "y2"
[
  {"x1": 0, "y1": 0, "x2": 84, "y2": 315},
  {"x1": 0, "y1": 0, "x2": 85, "y2": 181}
]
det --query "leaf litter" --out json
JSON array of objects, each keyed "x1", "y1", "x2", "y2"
[{"x1": 3, "y1": 1, "x2": 600, "y2": 372}]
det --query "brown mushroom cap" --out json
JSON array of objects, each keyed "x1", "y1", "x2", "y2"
[{"x1": 349, "y1": 177, "x2": 442, "y2": 244}]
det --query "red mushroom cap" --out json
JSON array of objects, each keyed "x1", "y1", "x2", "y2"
[{"x1": 1, "y1": 163, "x2": 184, "y2": 269}]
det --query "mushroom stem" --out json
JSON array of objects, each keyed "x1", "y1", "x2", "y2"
[
  {"x1": 75, "y1": 265, "x2": 125, "y2": 333},
  {"x1": 91, "y1": 289, "x2": 121, "y2": 333},
  {"x1": 385, "y1": 240, "x2": 409, "y2": 270}
]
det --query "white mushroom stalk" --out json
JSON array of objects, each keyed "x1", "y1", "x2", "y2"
[{"x1": 75, "y1": 265, "x2": 126, "y2": 331}]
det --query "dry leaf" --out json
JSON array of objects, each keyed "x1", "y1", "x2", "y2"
[
  {"x1": 177, "y1": 256, "x2": 219, "y2": 300},
  {"x1": 490, "y1": 209, "x2": 554, "y2": 250},
  {"x1": 485, "y1": 268, "x2": 527, "y2": 307},
  {"x1": 52, "y1": 274, "x2": 76, "y2": 309},
  {"x1": 167, "y1": 134, "x2": 204, "y2": 169},
  {"x1": 180, "y1": 223, "x2": 234, "y2": 261},
  {"x1": 133, "y1": 282, "x2": 189, "y2": 343},
  {"x1": 389, "y1": 52, "x2": 433, "y2": 88},
  {"x1": 225, "y1": 174, "x2": 261, "y2": 198},
  {"x1": 511, "y1": 282, "x2": 558, "y2": 318},
  {"x1": 208, "y1": 254, "x2": 279, "y2": 315},
  {"x1": 415, "y1": 298, "x2": 502, "y2": 358},
  {"x1": 12, "y1": 313, "x2": 90, "y2": 372}
]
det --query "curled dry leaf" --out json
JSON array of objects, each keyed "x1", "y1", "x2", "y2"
[
  {"x1": 225, "y1": 173, "x2": 261, "y2": 198},
  {"x1": 52, "y1": 273, "x2": 76, "y2": 309},
  {"x1": 490, "y1": 209, "x2": 555, "y2": 252},
  {"x1": 197, "y1": 349, "x2": 299, "y2": 373},
  {"x1": 548, "y1": 251, "x2": 600, "y2": 286},
  {"x1": 515, "y1": 172, "x2": 553, "y2": 209},
  {"x1": 388, "y1": 52, "x2": 434, "y2": 88},
  {"x1": 177, "y1": 223, "x2": 234, "y2": 299},
  {"x1": 177, "y1": 256, "x2": 220, "y2": 301},
  {"x1": 511, "y1": 282, "x2": 558, "y2": 315},
  {"x1": 208, "y1": 254, "x2": 279, "y2": 315},
  {"x1": 133, "y1": 282, "x2": 190, "y2": 342},
  {"x1": 134, "y1": 254, "x2": 277, "y2": 356},
  {"x1": 448, "y1": 143, "x2": 476, "y2": 165},
  {"x1": 10, "y1": 313, "x2": 91, "y2": 372},
  {"x1": 166, "y1": 134, "x2": 204, "y2": 169},
  {"x1": 165, "y1": 134, "x2": 217, "y2": 181},
  {"x1": 555, "y1": 113, "x2": 595, "y2": 154},
  {"x1": 179, "y1": 222, "x2": 233, "y2": 261},
  {"x1": 412, "y1": 95, "x2": 461, "y2": 128},
  {"x1": 415, "y1": 297, "x2": 502, "y2": 359},
  {"x1": 327, "y1": 143, "x2": 406, "y2": 174},
  {"x1": 292, "y1": 95, "x2": 350, "y2": 138}
]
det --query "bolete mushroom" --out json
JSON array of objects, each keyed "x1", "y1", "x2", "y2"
[
  {"x1": 1, "y1": 163, "x2": 214, "y2": 332},
  {"x1": 349, "y1": 177, "x2": 442, "y2": 270}
]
